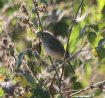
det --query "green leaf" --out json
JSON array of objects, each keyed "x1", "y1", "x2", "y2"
[
  {"x1": 23, "y1": 72, "x2": 36, "y2": 88},
  {"x1": 0, "y1": 0, "x2": 9, "y2": 9},
  {"x1": 71, "y1": 76, "x2": 83, "y2": 89},
  {"x1": 83, "y1": 63, "x2": 92, "y2": 79},
  {"x1": 89, "y1": 24, "x2": 99, "y2": 32},
  {"x1": 25, "y1": 49, "x2": 34, "y2": 59},
  {"x1": 31, "y1": 9, "x2": 37, "y2": 16},
  {"x1": 31, "y1": 87, "x2": 50, "y2": 98},
  {"x1": 34, "y1": 64, "x2": 41, "y2": 73},
  {"x1": 87, "y1": 32, "x2": 97, "y2": 44},
  {"x1": 64, "y1": 64, "x2": 75, "y2": 78},
  {"x1": 97, "y1": 47, "x2": 105, "y2": 60},
  {"x1": 102, "y1": 5, "x2": 105, "y2": 18},
  {"x1": 0, "y1": 87, "x2": 4, "y2": 96},
  {"x1": 96, "y1": 38, "x2": 105, "y2": 60},
  {"x1": 79, "y1": 25, "x2": 88, "y2": 38},
  {"x1": 97, "y1": 38, "x2": 105, "y2": 50},
  {"x1": 94, "y1": 89, "x2": 103, "y2": 96},
  {"x1": 6, "y1": 6, "x2": 19, "y2": 15},
  {"x1": 40, "y1": 0, "x2": 48, "y2": 4},
  {"x1": 38, "y1": 24, "x2": 42, "y2": 32},
  {"x1": 32, "y1": 51, "x2": 40, "y2": 60},
  {"x1": 55, "y1": 94, "x2": 64, "y2": 98},
  {"x1": 16, "y1": 52, "x2": 24, "y2": 69}
]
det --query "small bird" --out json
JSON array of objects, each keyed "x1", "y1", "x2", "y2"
[
  {"x1": 37, "y1": 31, "x2": 65, "y2": 59},
  {"x1": 37, "y1": 31, "x2": 75, "y2": 73}
]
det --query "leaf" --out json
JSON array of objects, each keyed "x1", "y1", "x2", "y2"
[
  {"x1": 0, "y1": 67, "x2": 8, "y2": 77},
  {"x1": 7, "y1": 6, "x2": 19, "y2": 15},
  {"x1": 79, "y1": 25, "x2": 88, "y2": 38},
  {"x1": 25, "y1": 49, "x2": 34, "y2": 59},
  {"x1": 40, "y1": 0, "x2": 48, "y2": 4},
  {"x1": 84, "y1": 63, "x2": 92, "y2": 79},
  {"x1": 87, "y1": 32, "x2": 97, "y2": 44},
  {"x1": 64, "y1": 63, "x2": 75, "y2": 78},
  {"x1": 14, "y1": 73, "x2": 27, "y2": 88},
  {"x1": 89, "y1": 24, "x2": 99, "y2": 32},
  {"x1": 55, "y1": 94, "x2": 63, "y2": 98},
  {"x1": 23, "y1": 72, "x2": 36, "y2": 88},
  {"x1": 34, "y1": 64, "x2": 41, "y2": 73},
  {"x1": 71, "y1": 76, "x2": 83, "y2": 89},
  {"x1": 32, "y1": 51, "x2": 40, "y2": 60},
  {"x1": 23, "y1": 91, "x2": 32, "y2": 98},
  {"x1": 102, "y1": 5, "x2": 105, "y2": 18},
  {"x1": 0, "y1": 0, "x2": 9, "y2": 9},
  {"x1": 95, "y1": 89, "x2": 103, "y2": 96},
  {"x1": 16, "y1": 52, "x2": 24, "y2": 69},
  {"x1": 72, "y1": 81, "x2": 83, "y2": 90},
  {"x1": 96, "y1": 38, "x2": 105, "y2": 60},
  {"x1": 38, "y1": 24, "x2": 42, "y2": 32},
  {"x1": 97, "y1": 38, "x2": 105, "y2": 50},
  {"x1": 97, "y1": 47, "x2": 105, "y2": 61},
  {"x1": 31, "y1": 87, "x2": 50, "y2": 98},
  {"x1": 0, "y1": 87, "x2": 4, "y2": 97},
  {"x1": 31, "y1": 9, "x2": 37, "y2": 16}
]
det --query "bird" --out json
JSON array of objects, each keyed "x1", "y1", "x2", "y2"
[{"x1": 37, "y1": 31, "x2": 75, "y2": 73}]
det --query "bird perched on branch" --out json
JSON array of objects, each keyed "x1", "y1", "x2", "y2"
[{"x1": 37, "y1": 31, "x2": 75, "y2": 73}]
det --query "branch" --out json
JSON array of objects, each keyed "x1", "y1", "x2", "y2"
[
  {"x1": 33, "y1": 0, "x2": 43, "y2": 31},
  {"x1": 20, "y1": 4, "x2": 37, "y2": 34},
  {"x1": 50, "y1": 43, "x2": 96, "y2": 90},
  {"x1": 74, "y1": 0, "x2": 84, "y2": 19},
  {"x1": 69, "y1": 80, "x2": 105, "y2": 97},
  {"x1": 58, "y1": 43, "x2": 96, "y2": 73}
]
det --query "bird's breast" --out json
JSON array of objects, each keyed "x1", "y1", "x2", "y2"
[{"x1": 43, "y1": 43, "x2": 64, "y2": 60}]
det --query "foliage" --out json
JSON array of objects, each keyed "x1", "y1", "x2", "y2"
[{"x1": 0, "y1": 0, "x2": 105, "y2": 98}]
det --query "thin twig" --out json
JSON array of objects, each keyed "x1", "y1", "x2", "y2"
[
  {"x1": 69, "y1": 80, "x2": 105, "y2": 97},
  {"x1": 33, "y1": 0, "x2": 43, "y2": 31},
  {"x1": 74, "y1": 0, "x2": 84, "y2": 19},
  {"x1": 57, "y1": 42, "x2": 89, "y2": 71},
  {"x1": 48, "y1": 56, "x2": 59, "y2": 78},
  {"x1": 20, "y1": 4, "x2": 37, "y2": 34}
]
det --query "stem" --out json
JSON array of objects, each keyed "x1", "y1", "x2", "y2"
[
  {"x1": 69, "y1": 80, "x2": 105, "y2": 97},
  {"x1": 59, "y1": 0, "x2": 84, "y2": 94},
  {"x1": 24, "y1": 61, "x2": 48, "y2": 91},
  {"x1": 33, "y1": 0, "x2": 43, "y2": 32}
]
